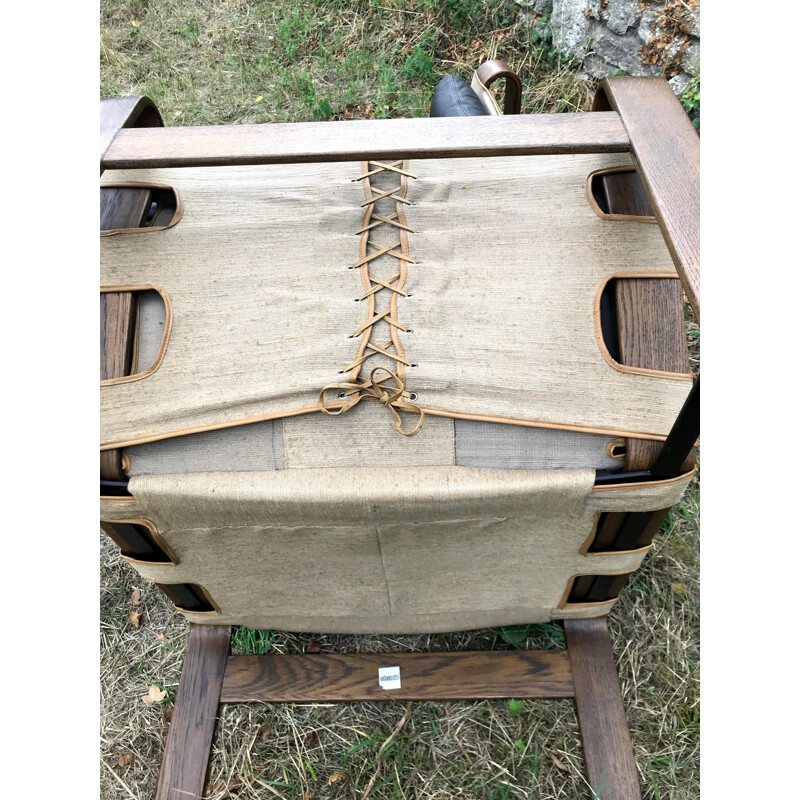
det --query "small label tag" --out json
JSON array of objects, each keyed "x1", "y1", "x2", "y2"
[{"x1": 378, "y1": 666, "x2": 401, "y2": 690}]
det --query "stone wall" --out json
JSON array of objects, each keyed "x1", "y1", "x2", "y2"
[{"x1": 519, "y1": 1, "x2": 699, "y2": 97}]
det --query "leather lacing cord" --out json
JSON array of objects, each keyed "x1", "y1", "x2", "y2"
[{"x1": 319, "y1": 160, "x2": 424, "y2": 437}]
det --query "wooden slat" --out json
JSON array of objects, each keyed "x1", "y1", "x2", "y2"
[
  {"x1": 99, "y1": 180, "x2": 153, "y2": 481},
  {"x1": 564, "y1": 618, "x2": 641, "y2": 800},
  {"x1": 155, "y1": 625, "x2": 231, "y2": 800},
  {"x1": 99, "y1": 270, "x2": 137, "y2": 482},
  {"x1": 103, "y1": 111, "x2": 630, "y2": 170},
  {"x1": 221, "y1": 650, "x2": 574, "y2": 703},
  {"x1": 100, "y1": 292, "x2": 136, "y2": 381},
  {"x1": 100, "y1": 96, "x2": 162, "y2": 174},
  {"x1": 598, "y1": 77, "x2": 700, "y2": 319},
  {"x1": 616, "y1": 279, "x2": 689, "y2": 375},
  {"x1": 100, "y1": 186, "x2": 152, "y2": 231},
  {"x1": 614, "y1": 278, "x2": 694, "y2": 471},
  {"x1": 602, "y1": 171, "x2": 653, "y2": 217}
]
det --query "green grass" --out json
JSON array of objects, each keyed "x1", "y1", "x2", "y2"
[
  {"x1": 230, "y1": 625, "x2": 279, "y2": 655},
  {"x1": 680, "y1": 75, "x2": 700, "y2": 130}
]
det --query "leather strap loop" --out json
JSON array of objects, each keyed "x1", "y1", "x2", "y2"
[{"x1": 476, "y1": 59, "x2": 522, "y2": 115}]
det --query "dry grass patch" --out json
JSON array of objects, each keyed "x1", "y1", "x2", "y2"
[{"x1": 100, "y1": 1, "x2": 595, "y2": 125}]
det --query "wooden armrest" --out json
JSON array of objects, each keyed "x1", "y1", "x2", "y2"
[{"x1": 596, "y1": 77, "x2": 700, "y2": 320}]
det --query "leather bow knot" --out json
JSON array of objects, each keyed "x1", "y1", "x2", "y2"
[{"x1": 319, "y1": 366, "x2": 425, "y2": 437}]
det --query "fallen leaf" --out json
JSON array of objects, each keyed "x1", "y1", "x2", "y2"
[
  {"x1": 156, "y1": 633, "x2": 168, "y2": 643},
  {"x1": 550, "y1": 754, "x2": 568, "y2": 771},
  {"x1": 306, "y1": 730, "x2": 319, "y2": 747},
  {"x1": 162, "y1": 702, "x2": 174, "y2": 723},
  {"x1": 129, "y1": 611, "x2": 142, "y2": 628},
  {"x1": 306, "y1": 638, "x2": 321, "y2": 654},
  {"x1": 258, "y1": 724, "x2": 274, "y2": 743},
  {"x1": 303, "y1": 792, "x2": 315, "y2": 800},
  {"x1": 672, "y1": 582, "x2": 687, "y2": 598},
  {"x1": 142, "y1": 685, "x2": 167, "y2": 706},
  {"x1": 131, "y1": 20, "x2": 140, "y2": 29},
  {"x1": 255, "y1": 95, "x2": 263, "y2": 102},
  {"x1": 130, "y1": 587, "x2": 141, "y2": 606},
  {"x1": 117, "y1": 752, "x2": 134, "y2": 767},
  {"x1": 327, "y1": 770, "x2": 347, "y2": 785}
]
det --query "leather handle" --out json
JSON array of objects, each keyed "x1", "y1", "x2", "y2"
[{"x1": 476, "y1": 59, "x2": 522, "y2": 115}]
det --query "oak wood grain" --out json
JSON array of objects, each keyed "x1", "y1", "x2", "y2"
[
  {"x1": 102, "y1": 111, "x2": 629, "y2": 170},
  {"x1": 155, "y1": 625, "x2": 230, "y2": 800},
  {"x1": 614, "y1": 278, "x2": 694, "y2": 471},
  {"x1": 100, "y1": 292, "x2": 136, "y2": 382},
  {"x1": 564, "y1": 618, "x2": 642, "y2": 800},
  {"x1": 221, "y1": 650, "x2": 574, "y2": 703},
  {"x1": 598, "y1": 77, "x2": 700, "y2": 319},
  {"x1": 615, "y1": 279, "x2": 689, "y2": 375},
  {"x1": 100, "y1": 292, "x2": 136, "y2": 481},
  {"x1": 100, "y1": 186, "x2": 152, "y2": 231},
  {"x1": 602, "y1": 170, "x2": 653, "y2": 217}
]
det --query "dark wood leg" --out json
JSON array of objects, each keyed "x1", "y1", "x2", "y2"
[
  {"x1": 564, "y1": 618, "x2": 641, "y2": 800},
  {"x1": 155, "y1": 624, "x2": 231, "y2": 800}
]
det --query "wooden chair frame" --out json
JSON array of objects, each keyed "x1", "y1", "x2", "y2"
[{"x1": 100, "y1": 77, "x2": 699, "y2": 800}]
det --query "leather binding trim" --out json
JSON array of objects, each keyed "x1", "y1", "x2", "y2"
[
  {"x1": 100, "y1": 517, "x2": 179, "y2": 566},
  {"x1": 100, "y1": 407, "x2": 676, "y2": 451},
  {"x1": 100, "y1": 284, "x2": 173, "y2": 386},
  {"x1": 593, "y1": 272, "x2": 694, "y2": 381},
  {"x1": 606, "y1": 438, "x2": 627, "y2": 459},
  {"x1": 557, "y1": 569, "x2": 636, "y2": 610},
  {"x1": 586, "y1": 166, "x2": 656, "y2": 223},
  {"x1": 100, "y1": 182, "x2": 183, "y2": 236},
  {"x1": 591, "y1": 467, "x2": 696, "y2": 492},
  {"x1": 164, "y1": 583, "x2": 221, "y2": 617},
  {"x1": 470, "y1": 72, "x2": 502, "y2": 116},
  {"x1": 578, "y1": 514, "x2": 654, "y2": 558},
  {"x1": 319, "y1": 161, "x2": 424, "y2": 436},
  {"x1": 474, "y1": 59, "x2": 522, "y2": 115}
]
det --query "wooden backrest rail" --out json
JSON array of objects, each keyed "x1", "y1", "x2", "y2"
[{"x1": 102, "y1": 111, "x2": 630, "y2": 169}]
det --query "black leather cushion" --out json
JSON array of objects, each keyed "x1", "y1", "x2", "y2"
[{"x1": 429, "y1": 75, "x2": 489, "y2": 118}]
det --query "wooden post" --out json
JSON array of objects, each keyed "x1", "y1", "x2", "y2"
[
  {"x1": 565, "y1": 618, "x2": 641, "y2": 800},
  {"x1": 155, "y1": 625, "x2": 231, "y2": 800}
]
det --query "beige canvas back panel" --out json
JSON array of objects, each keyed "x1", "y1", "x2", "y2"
[
  {"x1": 101, "y1": 153, "x2": 691, "y2": 450},
  {"x1": 101, "y1": 467, "x2": 693, "y2": 633}
]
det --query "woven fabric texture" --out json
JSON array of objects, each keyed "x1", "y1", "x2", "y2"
[
  {"x1": 100, "y1": 468, "x2": 693, "y2": 632},
  {"x1": 126, "y1": 412, "x2": 622, "y2": 473},
  {"x1": 101, "y1": 154, "x2": 691, "y2": 450},
  {"x1": 134, "y1": 290, "x2": 167, "y2": 374}
]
